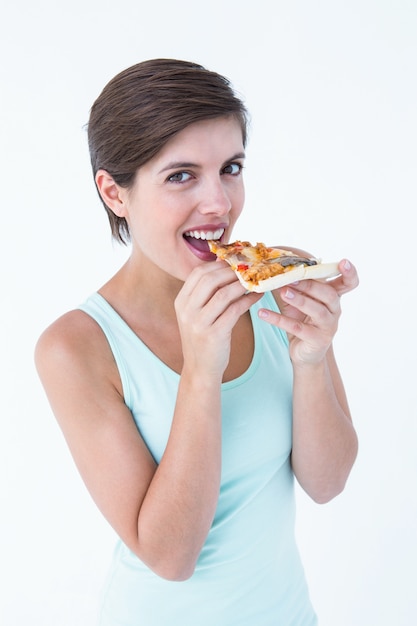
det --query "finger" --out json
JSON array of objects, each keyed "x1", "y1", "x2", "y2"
[
  {"x1": 337, "y1": 259, "x2": 359, "y2": 295},
  {"x1": 282, "y1": 279, "x2": 342, "y2": 317},
  {"x1": 258, "y1": 307, "x2": 315, "y2": 341},
  {"x1": 197, "y1": 282, "x2": 260, "y2": 328},
  {"x1": 179, "y1": 261, "x2": 238, "y2": 300},
  {"x1": 325, "y1": 259, "x2": 359, "y2": 297},
  {"x1": 177, "y1": 264, "x2": 241, "y2": 311},
  {"x1": 176, "y1": 265, "x2": 254, "y2": 333},
  {"x1": 215, "y1": 290, "x2": 262, "y2": 324},
  {"x1": 281, "y1": 288, "x2": 339, "y2": 335}
]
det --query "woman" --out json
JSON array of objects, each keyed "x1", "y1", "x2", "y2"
[{"x1": 35, "y1": 59, "x2": 359, "y2": 625}]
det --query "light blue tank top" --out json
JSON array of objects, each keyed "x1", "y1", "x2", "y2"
[{"x1": 79, "y1": 291, "x2": 317, "y2": 626}]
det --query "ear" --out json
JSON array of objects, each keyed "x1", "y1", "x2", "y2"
[{"x1": 95, "y1": 169, "x2": 127, "y2": 218}]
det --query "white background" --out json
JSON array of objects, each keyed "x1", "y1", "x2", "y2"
[{"x1": 1, "y1": 1, "x2": 416, "y2": 624}]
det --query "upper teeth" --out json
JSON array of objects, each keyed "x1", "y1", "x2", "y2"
[{"x1": 185, "y1": 228, "x2": 224, "y2": 240}]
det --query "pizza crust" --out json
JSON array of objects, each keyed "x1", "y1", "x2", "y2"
[{"x1": 236, "y1": 261, "x2": 341, "y2": 292}]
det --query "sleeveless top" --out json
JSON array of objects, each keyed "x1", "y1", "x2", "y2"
[{"x1": 79, "y1": 291, "x2": 317, "y2": 626}]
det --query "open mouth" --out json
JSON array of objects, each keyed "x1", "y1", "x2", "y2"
[{"x1": 183, "y1": 228, "x2": 225, "y2": 256}]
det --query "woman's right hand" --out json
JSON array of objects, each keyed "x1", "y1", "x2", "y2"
[{"x1": 175, "y1": 261, "x2": 262, "y2": 380}]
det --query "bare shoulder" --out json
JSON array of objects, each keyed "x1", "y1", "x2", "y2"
[
  {"x1": 35, "y1": 308, "x2": 122, "y2": 404},
  {"x1": 36, "y1": 308, "x2": 107, "y2": 366}
]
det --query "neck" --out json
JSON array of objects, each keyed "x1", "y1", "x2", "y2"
[{"x1": 99, "y1": 250, "x2": 184, "y2": 323}]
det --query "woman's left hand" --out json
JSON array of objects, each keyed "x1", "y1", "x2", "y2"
[{"x1": 258, "y1": 259, "x2": 359, "y2": 365}]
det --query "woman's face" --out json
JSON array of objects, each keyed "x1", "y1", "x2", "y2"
[{"x1": 119, "y1": 116, "x2": 246, "y2": 282}]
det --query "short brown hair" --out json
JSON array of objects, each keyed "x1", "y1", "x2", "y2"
[{"x1": 87, "y1": 58, "x2": 249, "y2": 244}]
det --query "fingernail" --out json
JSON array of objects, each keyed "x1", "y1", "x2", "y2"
[
  {"x1": 284, "y1": 288, "x2": 295, "y2": 299},
  {"x1": 343, "y1": 259, "x2": 351, "y2": 271},
  {"x1": 258, "y1": 309, "x2": 269, "y2": 318}
]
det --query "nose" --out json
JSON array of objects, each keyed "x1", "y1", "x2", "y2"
[{"x1": 198, "y1": 177, "x2": 232, "y2": 216}]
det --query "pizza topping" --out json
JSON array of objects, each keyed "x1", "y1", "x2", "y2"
[
  {"x1": 268, "y1": 255, "x2": 317, "y2": 268},
  {"x1": 208, "y1": 240, "x2": 319, "y2": 286}
]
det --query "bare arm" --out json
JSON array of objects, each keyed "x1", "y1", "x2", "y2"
[
  {"x1": 35, "y1": 262, "x2": 260, "y2": 581},
  {"x1": 258, "y1": 258, "x2": 359, "y2": 503},
  {"x1": 290, "y1": 345, "x2": 358, "y2": 502}
]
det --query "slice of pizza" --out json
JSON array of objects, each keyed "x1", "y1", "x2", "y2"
[{"x1": 208, "y1": 240, "x2": 340, "y2": 292}]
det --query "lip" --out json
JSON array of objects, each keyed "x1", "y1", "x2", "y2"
[{"x1": 183, "y1": 222, "x2": 228, "y2": 261}]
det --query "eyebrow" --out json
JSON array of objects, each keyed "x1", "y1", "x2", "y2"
[{"x1": 158, "y1": 152, "x2": 246, "y2": 175}]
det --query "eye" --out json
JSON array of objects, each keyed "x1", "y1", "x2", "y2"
[
  {"x1": 222, "y1": 162, "x2": 243, "y2": 176},
  {"x1": 167, "y1": 171, "x2": 192, "y2": 183}
]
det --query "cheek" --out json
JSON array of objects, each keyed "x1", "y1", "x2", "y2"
[{"x1": 233, "y1": 187, "x2": 245, "y2": 218}]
